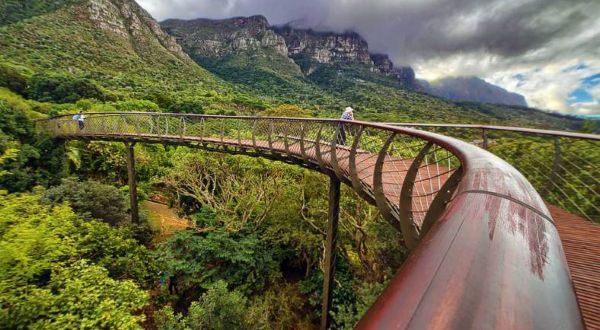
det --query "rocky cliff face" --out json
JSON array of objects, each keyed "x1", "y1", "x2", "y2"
[
  {"x1": 273, "y1": 26, "x2": 373, "y2": 66},
  {"x1": 370, "y1": 54, "x2": 416, "y2": 87},
  {"x1": 86, "y1": 0, "x2": 190, "y2": 61},
  {"x1": 161, "y1": 15, "x2": 289, "y2": 58},
  {"x1": 422, "y1": 76, "x2": 528, "y2": 107},
  {"x1": 160, "y1": 16, "x2": 418, "y2": 87}
]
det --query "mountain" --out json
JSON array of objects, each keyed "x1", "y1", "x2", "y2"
[
  {"x1": 0, "y1": 0, "x2": 228, "y2": 101},
  {"x1": 157, "y1": 15, "x2": 579, "y2": 128},
  {"x1": 0, "y1": 2, "x2": 582, "y2": 130},
  {"x1": 421, "y1": 76, "x2": 528, "y2": 107},
  {"x1": 162, "y1": 17, "x2": 418, "y2": 88}
]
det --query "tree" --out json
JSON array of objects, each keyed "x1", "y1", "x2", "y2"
[
  {"x1": 42, "y1": 178, "x2": 129, "y2": 226},
  {"x1": 115, "y1": 99, "x2": 160, "y2": 112},
  {"x1": 155, "y1": 280, "x2": 268, "y2": 330},
  {"x1": 0, "y1": 98, "x2": 66, "y2": 192},
  {"x1": 167, "y1": 100, "x2": 204, "y2": 114},
  {"x1": 153, "y1": 227, "x2": 280, "y2": 296},
  {"x1": 0, "y1": 62, "x2": 29, "y2": 95},
  {"x1": 27, "y1": 73, "x2": 108, "y2": 104},
  {"x1": 259, "y1": 104, "x2": 311, "y2": 117},
  {"x1": 164, "y1": 153, "x2": 286, "y2": 231},
  {"x1": 0, "y1": 193, "x2": 150, "y2": 328},
  {"x1": 7, "y1": 261, "x2": 148, "y2": 330}
]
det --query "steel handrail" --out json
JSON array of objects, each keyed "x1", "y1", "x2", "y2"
[
  {"x1": 37, "y1": 113, "x2": 583, "y2": 329},
  {"x1": 383, "y1": 122, "x2": 600, "y2": 141}
]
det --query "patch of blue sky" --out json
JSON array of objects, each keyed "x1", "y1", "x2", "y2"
[
  {"x1": 581, "y1": 73, "x2": 600, "y2": 88},
  {"x1": 562, "y1": 63, "x2": 588, "y2": 72},
  {"x1": 512, "y1": 73, "x2": 526, "y2": 81},
  {"x1": 568, "y1": 88, "x2": 593, "y2": 104}
]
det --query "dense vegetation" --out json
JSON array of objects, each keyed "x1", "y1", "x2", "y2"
[
  {"x1": 0, "y1": 1, "x2": 597, "y2": 329},
  {"x1": 0, "y1": 94, "x2": 404, "y2": 328}
]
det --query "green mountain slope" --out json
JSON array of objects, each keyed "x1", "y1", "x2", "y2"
[
  {"x1": 161, "y1": 16, "x2": 336, "y2": 106},
  {"x1": 0, "y1": 0, "x2": 233, "y2": 104},
  {"x1": 0, "y1": 0, "x2": 82, "y2": 26}
]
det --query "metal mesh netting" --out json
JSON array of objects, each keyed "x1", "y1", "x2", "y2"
[{"x1": 37, "y1": 114, "x2": 464, "y2": 243}]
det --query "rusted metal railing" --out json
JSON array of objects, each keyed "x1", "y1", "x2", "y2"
[
  {"x1": 386, "y1": 123, "x2": 600, "y2": 223},
  {"x1": 37, "y1": 113, "x2": 583, "y2": 329}
]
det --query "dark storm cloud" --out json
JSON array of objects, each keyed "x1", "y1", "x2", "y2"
[{"x1": 137, "y1": 0, "x2": 599, "y2": 65}]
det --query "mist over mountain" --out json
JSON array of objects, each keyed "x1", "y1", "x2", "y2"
[{"x1": 420, "y1": 77, "x2": 528, "y2": 107}]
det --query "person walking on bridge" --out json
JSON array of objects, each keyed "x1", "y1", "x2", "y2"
[
  {"x1": 338, "y1": 106, "x2": 354, "y2": 145},
  {"x1": 73, "y1": 111, "x2": 85, "y2": 130}
]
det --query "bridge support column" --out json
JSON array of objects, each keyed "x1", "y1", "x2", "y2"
[
  {"x1": 321, "y1": 175, "x2": 341, "y2": 330},
  {"x1": 126, "y1": 142, "x2": 139, "y2": 224}
]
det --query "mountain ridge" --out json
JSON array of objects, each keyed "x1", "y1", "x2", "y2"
[
  {"x1": 161, "y1": 15, "x2": 529, "y2": 106},
  {"x1": 420, "y1": 76, "x2": 528, "y2": 107}
]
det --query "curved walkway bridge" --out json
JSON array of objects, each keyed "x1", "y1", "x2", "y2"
[{"x1": 38, "y1": 113, "x2": 599, "y2": 329}]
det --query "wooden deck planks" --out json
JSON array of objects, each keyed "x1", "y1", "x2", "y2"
[{"x1": 548, "y1": 204, "x2": 600, "y2": 330}]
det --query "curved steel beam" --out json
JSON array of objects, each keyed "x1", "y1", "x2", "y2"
[{"x1": 36, "y1": 113, "x2": 583, "y2": 329}]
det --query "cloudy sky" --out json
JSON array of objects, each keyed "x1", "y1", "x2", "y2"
[{"x1": 137, "y1": 0, "x2": 599, "y2": 115}]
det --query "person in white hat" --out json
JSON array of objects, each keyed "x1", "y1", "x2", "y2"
[
  {"x1": 341, "y1": 107, "x2": 354, "y2": 121},
  {"x1": 338, "y1": 107, "x2": 354, "y2": 145}
]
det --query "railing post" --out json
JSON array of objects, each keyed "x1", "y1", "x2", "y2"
[
  {"x1": 482, "y1": 128, "x2": 489, "y2": 150},
  {"x1": 126, "y1": 142, "x2": 139, "y2": 224},
  {"x1": 268, "y1": 121, "x2": 274, "y2": 150},
  {"x1": 181, "y1": 116, "x2": 186, "y2": 138},
  {"x1": 220, "y1": 119, "x2": 224, "y2": 143},
  {"x1": 420, "y1": 167, "x2": 463, "y2": 236},
  {"x1": 251, "y1": 119, "x2": 257, "y2": 149},
  {"x1": 283, "y1": 120, "x2": 290, "y2": 155},
  {"x1": 330, "y1": 123, "x2": 343, "y2": 180},
  {"x1": 399, "y1": 142, "x2": 433, "y2": 249},
  {"x1": 321, "y1": 175, "x2": 341, "y2": 330},
  {"x1": 237, "y1": 119, "x2": 242, "y2": 146},
  {"x1": 542, "y1": 137, "x2": 562, "y2": 198},
  {"x1": 200, "y1": 118, "x2": 205, "y2": 143},
  {"x1": 314, "y1": 124, "x2": 326, "y2": 170},
  {"x1": 373, "y1": 133, "x2": 403, "y2": 233},
  {"x1": 299, "y1": 122, "x2": 308, "y2": 162}
]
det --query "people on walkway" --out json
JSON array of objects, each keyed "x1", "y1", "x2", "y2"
[
  {"x1": 338, "y1": 107, "x2": 354, "y2": 145},
  {"x1": 73, "y1": 112, "x2": 85, "y2": 130}
]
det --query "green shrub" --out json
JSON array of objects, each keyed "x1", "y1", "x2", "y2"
[
  {"x1": 42, "y1": 178, "x2": 129, "y2": 226},
  {"x1": 26, "y1": 73, "x2": 107, "y2": 103},
  {"x1": 0, "y1": 193, "x2": 150, "y2": 329},
  {"x1": 115, "y1": 99, "x2": 160, "y2": 112},
  {"x1": 155, "y1": 280, "x2": 268, "y2": 330},
  {"x1": 166, "y1": 100, "x2": 204, "y2": 114},
  {"x1": 0, "y1": 62, "x2": 29, "y2": 95}
]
